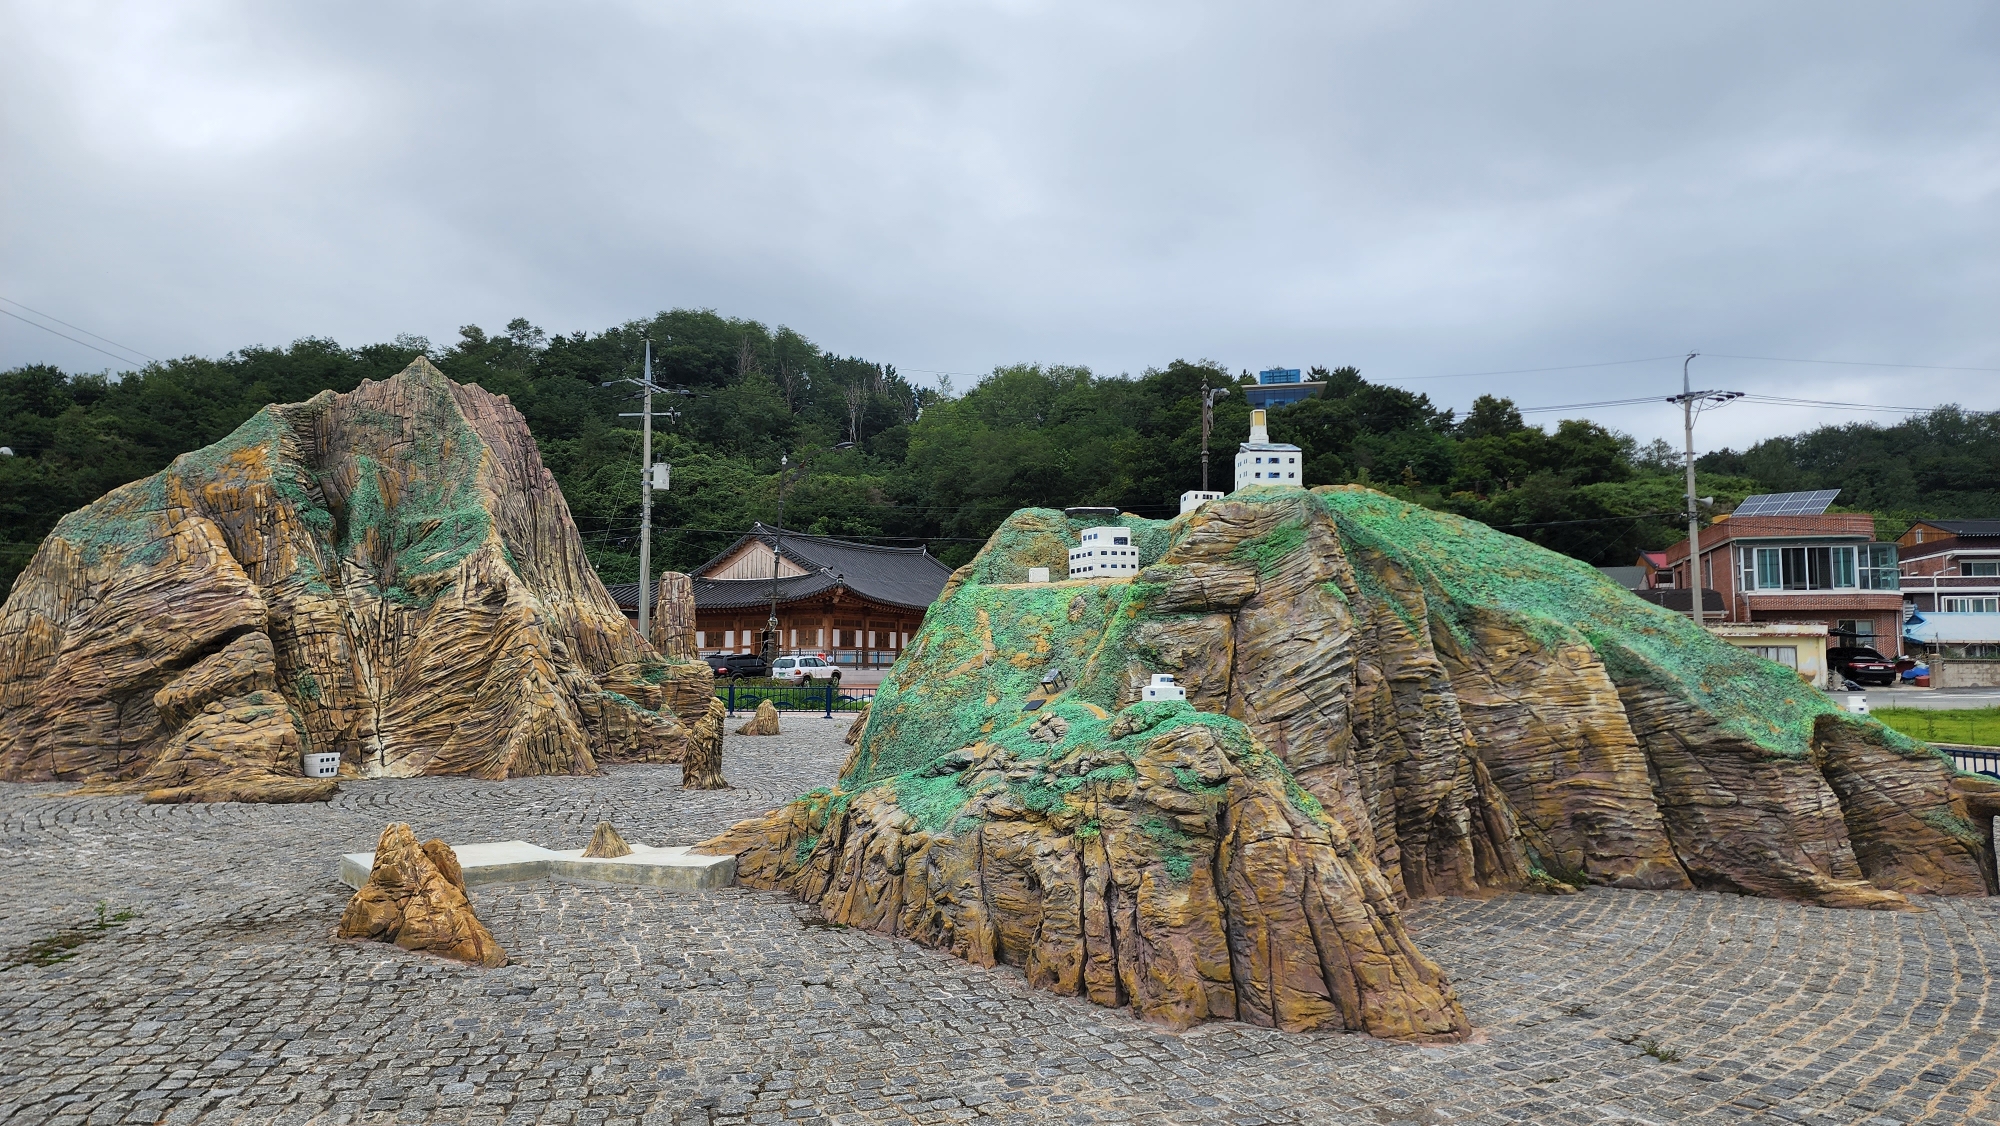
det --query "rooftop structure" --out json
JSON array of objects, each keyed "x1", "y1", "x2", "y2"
[
  {"x1": 1234, "y1": 409, "x2": 1303, "y2": 491},
  {"x1": 1242, "y1": 367, "x2": 1326, "y2": 410}
]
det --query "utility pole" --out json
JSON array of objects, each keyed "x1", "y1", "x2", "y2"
[
  {"x1": 612, "y1": 338, "x2": 684, "y2": 642},
  {"x1": 1666, "y1": 352, "x2": 1742, "y2": 628},
  {"x1": 638, "y1": 340, "x2": 655, "y2": 638},
  {"x1": 1200, "y1": 379, "x2": 1231, "y2": 492},
  {"x1": 764, "y1": 442, "x2": 853, "y2": 663}
]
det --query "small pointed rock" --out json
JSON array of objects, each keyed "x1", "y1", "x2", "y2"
[
  {"x1": 736, "y1": 698, "x2": 781, "y2": 736},
  {"x1": 583, "y1": 821, "x2": 633, "y2": 858}
]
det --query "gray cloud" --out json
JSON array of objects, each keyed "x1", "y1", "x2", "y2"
[{"x1": 3, "y1": 0, "x2": 1995, "y2": 450}]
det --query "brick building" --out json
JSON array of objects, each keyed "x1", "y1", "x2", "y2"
[
  {"x1": 609, "y1": 525, "x2": 953, "y2": 671},
  {"x1": 1664, "y1": 511, "x2": 1903, "y2": 655},
  {"x1": 1895, "y1": 518, "x2": 2000, "y2": 614}
]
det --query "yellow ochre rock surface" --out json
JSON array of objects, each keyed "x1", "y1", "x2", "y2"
[
  {"x1": 0, "y1": 358, "x2": 724, "y2": 796},
  {"x1": 736, "y1": 699, "x2": 782, "y2": 736},
  {"x1": 699, "y1": 488, "x2": 1992, "y2": 1041},
  {"x1": 338, "y1": 822, "x2": 507, "y2": 967}
]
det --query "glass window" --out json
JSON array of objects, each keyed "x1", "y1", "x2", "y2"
[
  {"x1": 1746, "y1": 646, "x2": 1798, "y2": 668},
  {"x1": 1943, "y1": 597, "x2": 2000, "y2": 613},
  {"x1": 1966, "y1": 560, "x2": 2000, "y2": 577},
  {"x1": 1756, "y1": 548, "x2": 1781, "y2": 590},
  {"x1": 1114, "y1": 536, "x2": 1128, "y2": 545},
  {"x1": 1832, "y1": 546, "x2": 1856, "y2": 588},
  {"x1": 1861, "y1": 544, "x2": 1900, "y2": 590}
]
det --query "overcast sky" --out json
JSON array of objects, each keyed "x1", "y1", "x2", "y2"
[{"x1": 3, "y1": 1, "x2": 1996, "y2": 451}]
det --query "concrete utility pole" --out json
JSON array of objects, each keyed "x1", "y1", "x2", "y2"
[
  {"x1": 1667, "y1": 352, "x2": 1742, "y2": 628},
  {"x1": 612, "y1": 339, "x2": 683, "y2": 640},
  {"x1": 764, "y1": 442, "x2": 853, "y2": 663},
  {"x1": 1200, "y1": 379, "x2": 1231, "y2": 492}
]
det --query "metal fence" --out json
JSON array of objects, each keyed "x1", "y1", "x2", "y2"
[
  {"x1": 718, "y1": 680, "x2": 876, "y2": 718},
  {"x1": 1944, "y1": 745, "x2": 2000, "y2": 780}
]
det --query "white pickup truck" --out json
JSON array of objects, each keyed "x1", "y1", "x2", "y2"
[{"x1": 771, "y1": 654, "x2": 841, "y2": 683}]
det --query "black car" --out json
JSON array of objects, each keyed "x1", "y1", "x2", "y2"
[
  {"x1": 1827, "y1": 646, "x2": 1898, "y2": 687},
  {"x1": 704, "y1": 652, "x2": 770, "y2": 679}
]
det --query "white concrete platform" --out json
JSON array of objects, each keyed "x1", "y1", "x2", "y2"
[
  {"x1": 339, "y1": 839, "x2": 734, "y2": 891},
  {"x1": 548, "y1": 844, "x2": 737, "y2": 890},
  {"x1": 340, "y1": 840, "x2": 561, "y2": 890}
]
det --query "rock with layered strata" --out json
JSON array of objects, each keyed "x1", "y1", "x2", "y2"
[
  {"x1": 0, "y1": 359, "x2": 725, "y2": 795},
  {"x1": 338, "y1": 822, "x2": 507, "y2": 966},
  {"x1": 736, "y1": 699, "x2": 781, "y2": 736},
  {"x1": 583, "y1": 821, "x2": 633, "y2": 858},
  {"x1": 700, "y1": 487, "x2": 1990, "y2": 1040}
]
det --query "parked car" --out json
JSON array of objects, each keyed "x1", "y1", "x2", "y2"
[
  {"x1": 704, "y1": 652, "x2": 770, "y2": 679},
  {"x1": 771, "y1": 654, "x2": 841, "y2": 683},
  {"x1": 1827, "y1": 646, "x2": 1899, "y2": 687}
]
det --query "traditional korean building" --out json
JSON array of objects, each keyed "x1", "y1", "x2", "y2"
[{"x1": 608, "y1": 524, "x2": 954, "y2": 670}]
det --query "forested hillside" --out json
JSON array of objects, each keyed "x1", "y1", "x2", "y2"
[{"x1": 4, "y1": 309, "x2": 1995, "y2": 597}]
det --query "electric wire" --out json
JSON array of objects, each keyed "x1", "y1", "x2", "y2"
[
  {"x1": 0, "y1": 308, "x2": 153, "y2": 368},
  {"x1": 0, "y1": 298, "x2": 157, "y2": 364}
]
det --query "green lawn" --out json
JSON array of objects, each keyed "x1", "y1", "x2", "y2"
[{"x1": 1871, "y1": 707, "x2": 2000, "y2": 748}]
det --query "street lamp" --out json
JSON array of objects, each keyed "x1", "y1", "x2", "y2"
[
  {"x1": 1200, "y1": 380, "x2": 1231, "y2": 492},
  {"x1": 764, "y1": 441, "x2": 854, "y2": 663}
]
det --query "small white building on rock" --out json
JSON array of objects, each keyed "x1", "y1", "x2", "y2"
[
  {"x1": 1068, "y1": 526, "x2": 1139, "y2": 579},
  {"x1": 1142, "y1": 673, "x2": 1186, "y2": 701},
  {"x1": 1235, "y1": 409, "x2": 1302, "y2": 490}
]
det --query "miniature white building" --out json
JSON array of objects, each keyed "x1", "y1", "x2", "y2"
[
  {"x1": 1142, "y1": 673, "x2": 1186, "y2": 702},
  {"x1": 1027, "y1": 567, "x2": 1050, "y2": 583},
  {"x1": 1067, "y1": 526, "x2": 1139, "y2": 579},
  {"x1": 1234, "y1": 409, "x2": 1303, "y2": 490},
  {"x1": 1180, "y1": 490, "x2": 1223, "y2": 515}
]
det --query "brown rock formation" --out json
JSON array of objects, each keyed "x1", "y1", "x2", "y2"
[
  {"x1": 700, "y1": 487, "x2": 1991, "y2": 1040},
  {"x1": 583, "y1": 821, "x2": 633, "y2": 858},
  {"x1": 736, "y1": 699, "x2": 781, "y2": 736},
  {"x1": 338, "y1": 822, "x2": 507, "y2": 966},
  {"x1": 0, "y1": 359, "x2": 724, "y2": 795}
]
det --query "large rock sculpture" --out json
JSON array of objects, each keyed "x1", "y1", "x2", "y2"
[
  {"x1": 0, "y1": 358, "x2": 726, "y2": 799},
  {"x1": 700, "y1": 487, "x2": 1994, "y2": 1039}
]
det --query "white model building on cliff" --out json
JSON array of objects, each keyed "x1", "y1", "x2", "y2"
[
  {"x1": 1234, "y1": 409, "x2": 1302, "y2": 490},
  {"x1": 1141, "y1": 673, "x2": 1187, "y2": 701},
  {"x1": 1067, "y1": 526, "x2": 1139, "y2": 579},
  {"x1": 1180, "y1": 490, "x2": 1223, "y2": 515}
]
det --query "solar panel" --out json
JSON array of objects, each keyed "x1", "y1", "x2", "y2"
[{"x1": 1734, "y1": 489, "x2": 1839, "y2": 517}]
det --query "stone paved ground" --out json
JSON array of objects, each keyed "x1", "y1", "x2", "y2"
[{"x1": 3, "y1": 715, "x2": 1997, "y2": 1126}]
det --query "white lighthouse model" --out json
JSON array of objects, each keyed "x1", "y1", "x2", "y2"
[
  {"x1": 1067, "y1": 526, "x2": 1139, "y2": 579},
  {"x1": 1142, "y1": 674, "x2": 1186, "y2": 701},
  {"x1": 1234, "y1": 409, "x2": 1303, "y2": 490}
]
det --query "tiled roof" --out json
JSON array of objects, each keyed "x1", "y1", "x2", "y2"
[
  {"x1": 1913, "y1": 519, "x2": 2000, "y2": 537},
  {"x1": 605, "y1": 525, "x2": 955, "y2": 614},
  {"x1": 1634, "y1": 588, "x2": 1724, "y2": 612}
]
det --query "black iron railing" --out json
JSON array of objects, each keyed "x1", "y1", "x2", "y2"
[{"x1": 718, "y1": 680, "x2": 876, "y2": 718}]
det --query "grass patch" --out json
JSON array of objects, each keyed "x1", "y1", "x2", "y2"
[
  {"x1": 1871, "y1": 707, "x2": 2000, "y2": 748},
  {"x1": 3, "y1": 904, "x2": 138, "y2": 970}
]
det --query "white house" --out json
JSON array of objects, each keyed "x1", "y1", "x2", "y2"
[
  {"x1": 1068, "y1": 526, "x2": 1140, "y2": 579},
  {"x1": 1141, "y1": 673, "x2": 1186, "y2": 701},
  {"x1": 1180, "y1": 490, "x2": 1223, "y2": 515},
  {"x1": 1234, "y1": 409, "x2": 1302, "y2": 490}
]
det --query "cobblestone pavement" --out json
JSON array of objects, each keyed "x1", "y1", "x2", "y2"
[{"x1": 3, "y1": 715, "x2": 1997, "y2": 1126}]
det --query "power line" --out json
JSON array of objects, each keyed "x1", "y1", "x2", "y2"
[
  {"x1": 1515, "y1": 395, "x2": 1672, "y2": 414},
  {"x1": 1706, "y1": 353, "x2": 2000, "y2": 374},
  {"x1": 1396, "y1": 355, "x2": 1684, "y2": 381},
  {"x1": 0, "y1": 308, "x2": 152, "y2": 368},
  {"x1": 0, "y1": 298, "x2": 156, "y2": 364}
]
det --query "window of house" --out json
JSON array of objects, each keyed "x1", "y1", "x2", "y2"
[
  {"x1": 1943, "y1": 596, "x2": 2000, "y2": 613},
  {"x1": 1746, "y1": 646, "x2": 1798, "y2": 668},
  {"x1": 1837, "y1": 619, "x2": 1877, "y2": 646},
  {"x1": 695, "y1": 631, "x2": 706, "y2": 648},
  {"x1": 1966, "y1": 560, "x2": 2000, "y2": 577},
  {"x1": 1860, "y1": 544, "x2": 1899, "y2": 590},
  {"x1": 1751, "y1": 545, "x2": 1859, "y2": 591}
]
